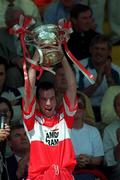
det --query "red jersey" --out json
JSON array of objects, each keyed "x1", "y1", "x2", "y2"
[{"x1": 22, "y1": 94, "x2": 77, "y2": 180}]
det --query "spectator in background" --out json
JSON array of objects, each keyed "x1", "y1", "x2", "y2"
[
  {"x1": 6, "y1": 124, "x2": 29, "y2": 180},
  {"x1": 80, "y1": 0, "x2": 120, "y2": 44},
  {"x1": 0, "y1": 0, "x2": 41, "y2": 27},
  {"x1": 71, "y1": 93, "x2": 104, "y2": 180},
  {"x1": 0, "y1": 1, "x2": 42, "y2": 88},
  {"x1": 101, "y1": 85, "x2": 120, "y2": 126},
  {"x1": 0, "y1": 97, "x2": 13, "y2": 179},
  {"x1": 74, "y1": 35, "x2": 120, "y2": 122},
  {"x1": 0, "y1": 6, "x2": 25, "y2": 88},
  {"x1": 0, "y1": 97, "x2": 13, "y2": 126},
  {"x1": 0, "y1": 4, "x2": 41, "y2": 88},
  {"x1": 0, "y1": 58, "x2": 23, "y2": 124},
  {"x1": 83, "y1": 0, "x2": 105, "y2": 33},
  {"x1": 43, "y1": 0, "x2": 81, "y2": 24},
  {"x1": 67, "y1": 4, "x2": 99, "y2": 60},
  {"x1": 103, "y1": 93, "x2": 120, "y2": 180},
  {"x1": 33, "y1": 0, "x2": 53, "y2": 20}
]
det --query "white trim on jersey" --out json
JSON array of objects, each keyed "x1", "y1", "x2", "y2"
[
  {"x1": 23, "y1": 100, "x2": 36, "y2": 120},
  {"x1": 23, "y1": 122, "x2": 31, "y2": 143},
  {"x1": 26, "y1": 117, "x2": 71, "y2": 145},
  {"x1": 63, "y1": 98, "x2": 76, "y2": 117}
]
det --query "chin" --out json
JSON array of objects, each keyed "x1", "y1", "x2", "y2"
[{"x1": 45, "y1": 112, "x2": 54, "y2": 118}]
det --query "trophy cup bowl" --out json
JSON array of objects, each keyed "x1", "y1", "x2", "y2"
[{"x1": 26, "y1": 24, "x2": 64, "y2": 67}]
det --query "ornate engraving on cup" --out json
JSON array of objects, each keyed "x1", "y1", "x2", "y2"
[{"x1": 25, "y1": 24, "x2": 64, "y2": 67}]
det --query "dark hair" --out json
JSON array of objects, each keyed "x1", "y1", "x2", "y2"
[
  {"x1": 5, "y1": 6, "x2": 24, "y2": 27},
  {"x1": 77, "y1": 92, "x2": 86, "y2": 108},
  {"x1": 36, "y1": 81, "x2": 55, "y2": 98},
  {"x1": 70, "y1": 3, "x2": 92, "y2": 19},
  {"x1": 10, "y1": 123, "x2": 24, "y2": 132},
  {"x1": 0, "y1": 97, "x2": 13, "y2": 120},
  {"x1": 0, "y1": 57, "x2": 8, "y2": 71},
  {"x1": 90, "y1": 34, "x2": 112, "y2": 50}
]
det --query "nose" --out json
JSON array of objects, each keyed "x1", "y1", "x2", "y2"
[
  {"x1": 21, "y1": 135, "x2": 27, "y2": 140},
  {"x1": 46, "y1": 98, "x2": 51, "y2": 106},
  {"x1": 97, "y1": 48, "x2": 103, "y2": 54}
]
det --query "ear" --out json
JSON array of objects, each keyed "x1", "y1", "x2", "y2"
[{"x1": 108, "y1": 48, "x2": 112, "y2": 57}]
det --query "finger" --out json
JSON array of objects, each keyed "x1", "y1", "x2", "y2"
[
  {"x1": 5, "y1": 126, "x2": 10, "y2": 131},
  {"x1": 4, "y1": 125, "x2": 10, "y2": 131},
  {"x1": 4, "y1": 124, "x2": 10, "y2": 128},
  {"x1": 0, "y1": 134, "x2": 7, "y2": 140}
]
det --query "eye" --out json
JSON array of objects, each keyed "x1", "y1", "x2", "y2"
[
  {"x1": 14, "y1": 134, "x2": 20, "y2": 138},
  {"x1": 50, "y1": 96, "x2": 55, "y2": 101},
  {"x1": 78, "y1": 103, "x2": 85, "y2": 109},
  {"x1": 40, "y1": 97, "x2": 47, "y2": 102}
]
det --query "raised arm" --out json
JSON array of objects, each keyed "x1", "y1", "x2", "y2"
[
  {"x1": 61, "y1": 55, "x2": 77, "y2": 109},
  {"x1": 24, "y1": 51, "x2": 39, "y2": 112}
]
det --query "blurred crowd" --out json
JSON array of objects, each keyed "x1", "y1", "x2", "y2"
[{"x1": 0, "y1": 0, "x2": 120, "y2": 179}]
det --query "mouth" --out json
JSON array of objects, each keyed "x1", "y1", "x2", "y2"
[
  {"x1": 45, "y1": 107, "x2": 53, "y2": 114},
  {"x1": 21, "y1": 142, "x2": 28, "y2": 145},
  {"x1": 95, "y1": 55, "x2": 104, "y2": 62},
  {"x1": 96, "y1": 54, "x2": 102, "y2": 58}
]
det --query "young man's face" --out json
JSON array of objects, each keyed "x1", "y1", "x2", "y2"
[
  {"x1": 73, "y1": 10, "x2": 92, "y2": 31},
  {"x1": 38, "y1": 88, "x2": 56, "y2": 118}
]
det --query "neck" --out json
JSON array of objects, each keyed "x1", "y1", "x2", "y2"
[
  {"x1": 92, "y1": 61, "x2": 103, "y2": 70},
  {"x1": 73, "y1": 119, "x2": 83, "y2": 129},
  {"x1": 73, "y1": 26, "x2": 82, "y2": 33},
  {"x1": 14, "y1": 150, "x2": 28, "y2": 158}
]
